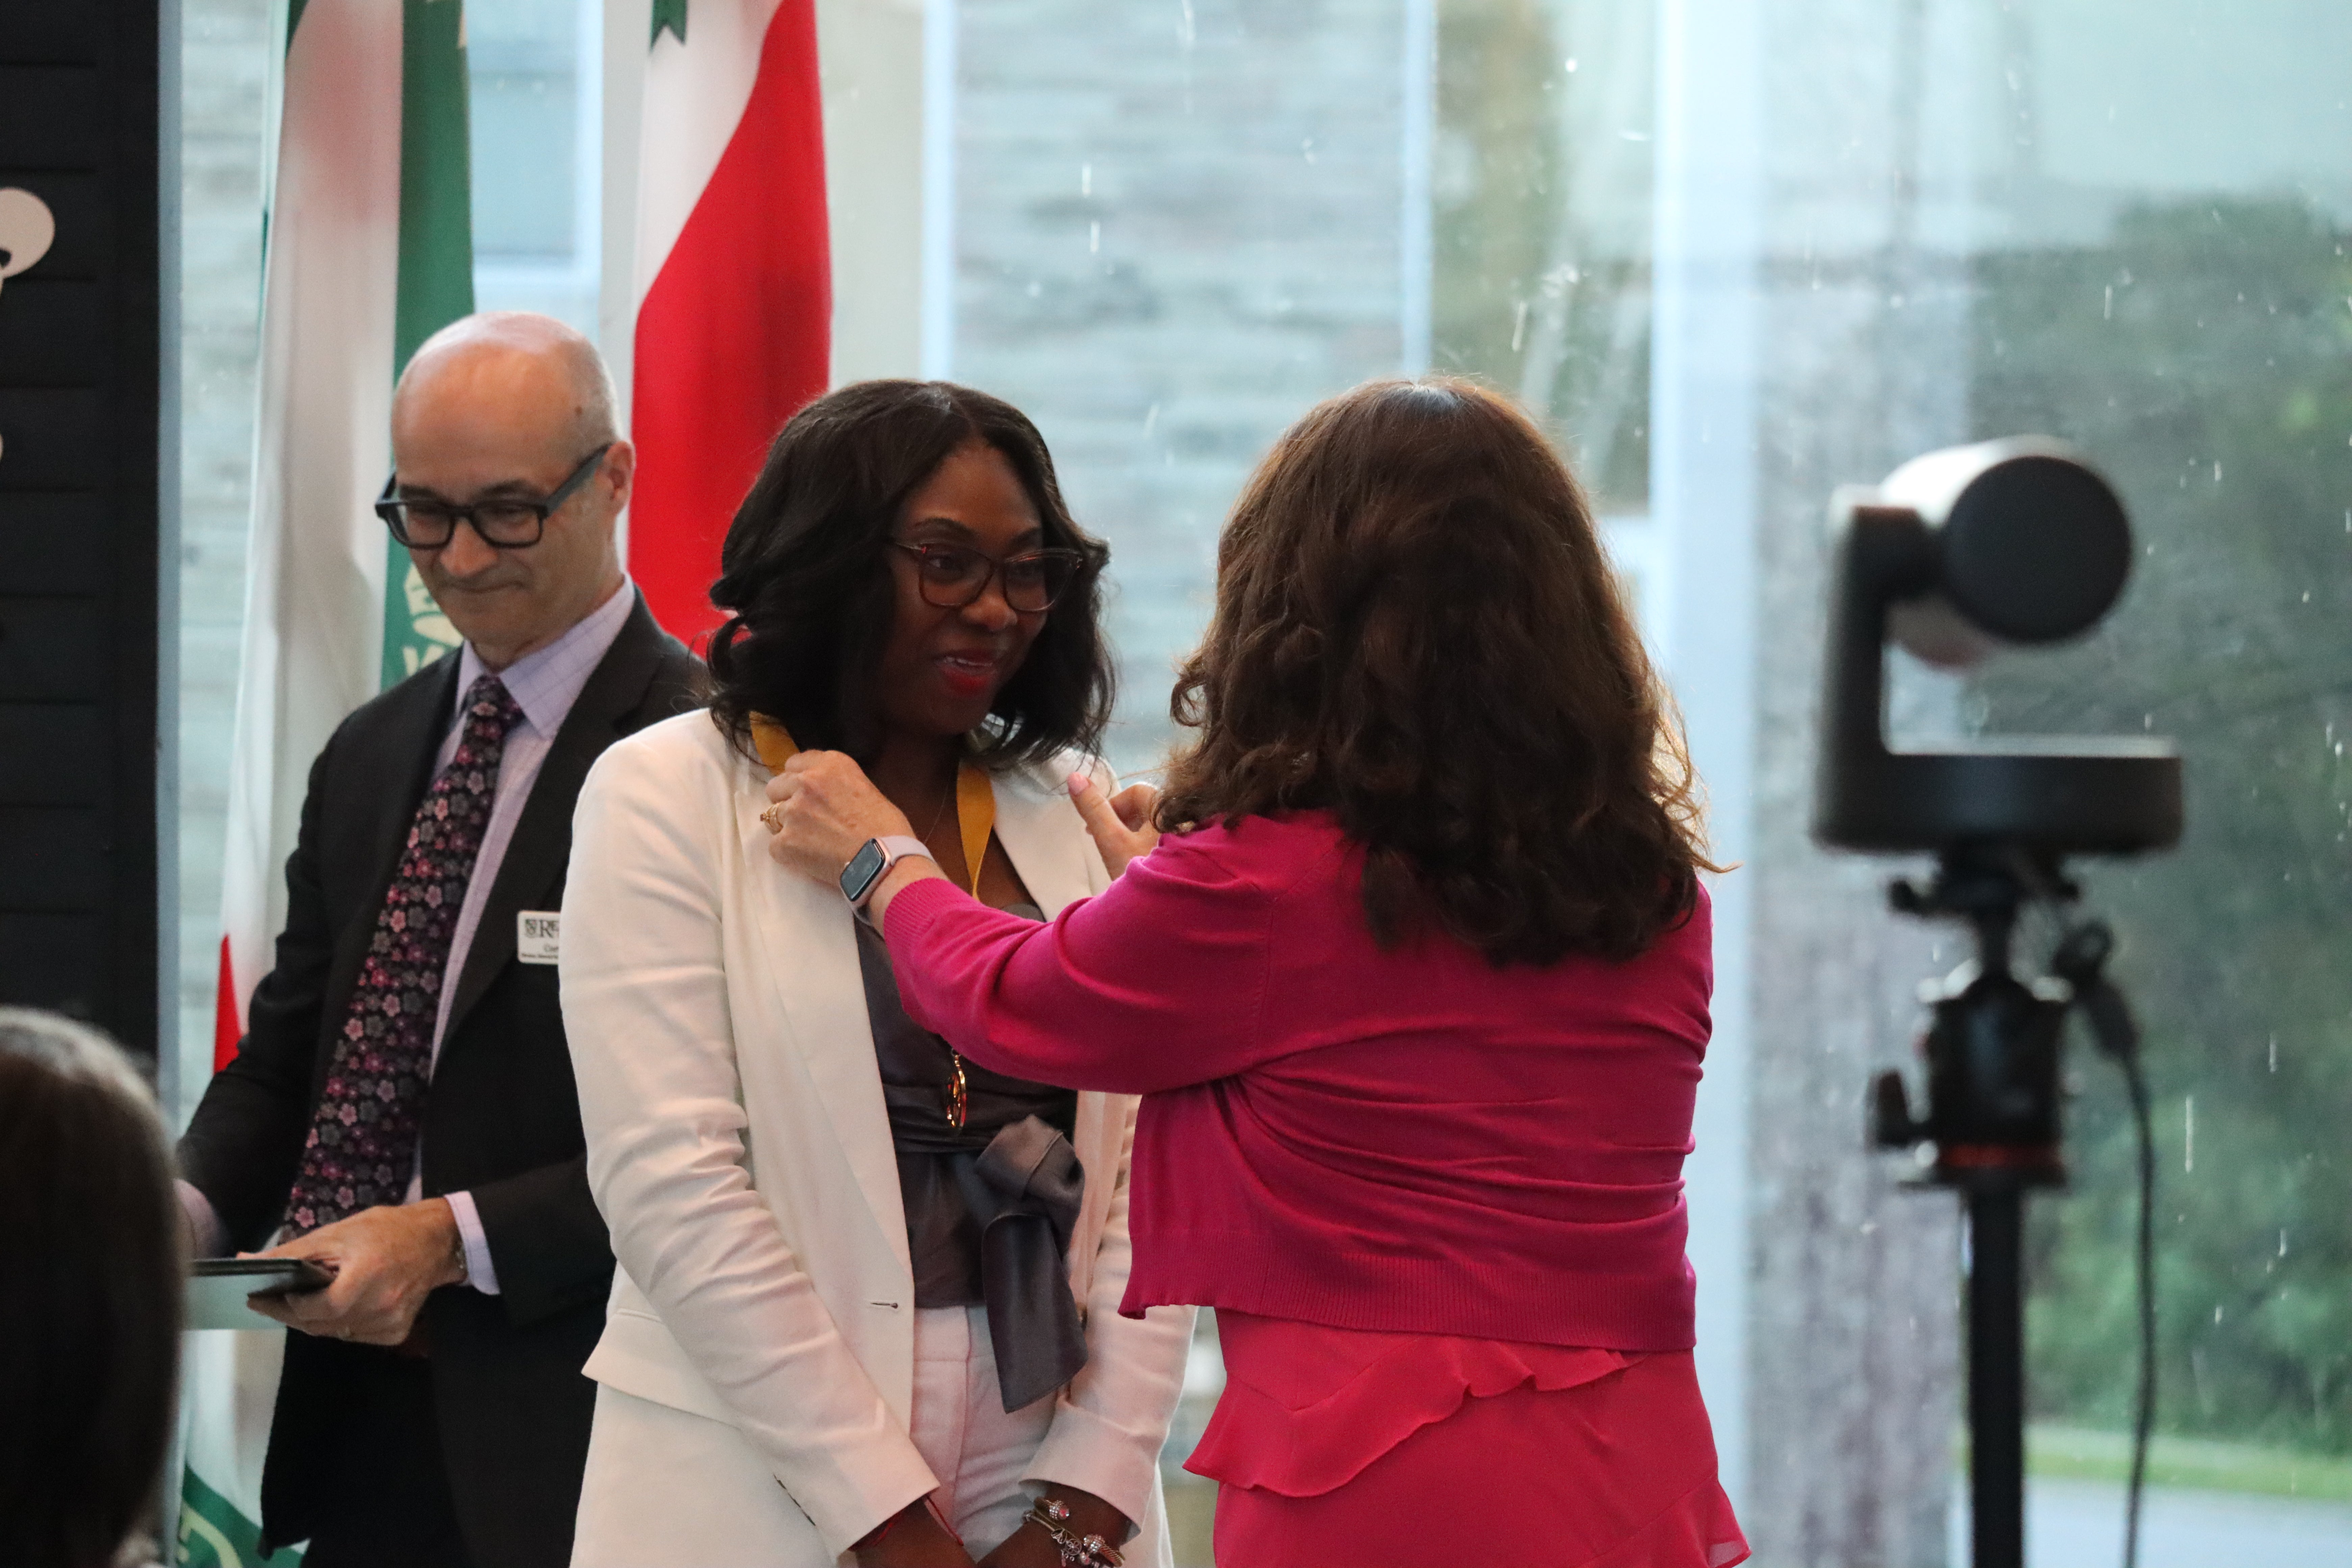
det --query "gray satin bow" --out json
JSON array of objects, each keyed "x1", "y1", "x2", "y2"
[{"x1": 956, "y1": 1114, "x2": 1088, "y2": 1410}]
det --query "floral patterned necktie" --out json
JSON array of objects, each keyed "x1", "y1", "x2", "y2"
[{"x1": 283, "y1": 673, "x2": 523, "y2": 1236}]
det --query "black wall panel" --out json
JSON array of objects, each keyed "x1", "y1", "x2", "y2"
[
  {"x1": 0, "y1": 493, "x2": 107, "y2": 593},
  {"x1": 0, "y1": 705, "x2": 107, "y2": 801},
  {"x1": 0, "y1": 280, "x2": 111, "y2": 382},
  {"x1": 0, "y1": 0, "x2": 161, "y2": 1058},
  {"x1": 0, "y1": 910, "x2": 104, "y2": 1011}
]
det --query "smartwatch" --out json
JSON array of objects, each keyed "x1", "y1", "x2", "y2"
[{"x1": 840, "y1": 835, "x2": 934, "y2": 907}]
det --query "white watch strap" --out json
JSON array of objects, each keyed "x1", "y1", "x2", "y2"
[{"x1": 875, "y1": 835, "x2": 933, "y2": 873}]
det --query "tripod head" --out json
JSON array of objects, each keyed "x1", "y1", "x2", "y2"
[{"x1": 1870, "y1": 846, "x2": 2074, "y2": 1187}]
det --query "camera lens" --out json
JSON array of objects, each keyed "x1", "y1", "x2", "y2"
[{"x1": 1939, "y1": 456, "x2": 2131, "y2": 645}]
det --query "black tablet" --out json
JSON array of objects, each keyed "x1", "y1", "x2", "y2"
[{"x1": 186, "y1": 1257, "x2": 334, "y2": 1330}]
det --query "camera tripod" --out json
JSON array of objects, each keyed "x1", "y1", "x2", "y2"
[
  {"x1": 1811, "y1": 439, "x2": 2176, "y2": 1568},
  {"x1": 1868, "y1": 844, "x2": 2153, "y2": 1568}
]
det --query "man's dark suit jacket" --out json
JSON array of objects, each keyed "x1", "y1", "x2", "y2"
[{"x1": 179, "y1": 595, "x2": 704, "y2": 1568}]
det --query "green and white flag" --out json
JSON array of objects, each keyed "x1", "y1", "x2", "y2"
[{"x1": 179, "y1": 0, "x2": 474, "y2": 1559}]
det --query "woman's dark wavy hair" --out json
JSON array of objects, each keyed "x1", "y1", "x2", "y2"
[
  {"x1": 706, "y1": 380, "x2": 1114, "y2": 769},
  {"x1": 1158, "y1": 377, "x2": 1717, "y2": 966}
]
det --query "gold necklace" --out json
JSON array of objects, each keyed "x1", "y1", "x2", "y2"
[{"x1": 908, "y1": 769, "x2": 971, "y2": 1129}]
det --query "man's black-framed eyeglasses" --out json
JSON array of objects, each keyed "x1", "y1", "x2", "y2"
[
  {"x1": 375, "y1": 444, "x2": 613, "y2": 550},
  {"x1": 890, "y1": 540, "x2": 1084, "y2": 614}
]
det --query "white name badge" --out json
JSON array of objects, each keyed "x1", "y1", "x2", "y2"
[{"x1": 517, "y1": 911, "x2": 561, "y2": 965}]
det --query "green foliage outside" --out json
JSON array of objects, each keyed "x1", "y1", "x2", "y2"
[
  {"x1": 1969, "y1": 198, "x2": 2352, "y2": 1456},
  {"x1": 2025, "y1": 1423, "x2": 2352, "y2": 1502}
]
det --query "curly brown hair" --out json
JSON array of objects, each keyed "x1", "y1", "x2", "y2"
[{"x1": 1158, "y1": 377, "x2": 1714, "y2": 965}]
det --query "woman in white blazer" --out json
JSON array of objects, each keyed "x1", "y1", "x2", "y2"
[{"x1": 559, "y1": 382, "x2": 1193, "y2": 1568}]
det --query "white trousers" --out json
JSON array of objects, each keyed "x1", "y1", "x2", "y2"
[
  {"x1": 571, "y1": 1305, "x2": 1052, "y2": 1566},
  {"x1": 909, "y1": 1304, "x2": 1057, "y2": 1553}
]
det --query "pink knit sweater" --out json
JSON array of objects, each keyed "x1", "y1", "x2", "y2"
[{"x1": 882, "y1": 810, "x2": 1714, "y2": 1350}]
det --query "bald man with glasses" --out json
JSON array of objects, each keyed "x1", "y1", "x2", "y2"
[{"x1": 178, "y1": 313, "x2": 706, "y2": 1568}]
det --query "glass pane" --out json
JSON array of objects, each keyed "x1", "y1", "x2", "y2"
[
  {"x1": 1960, "y1": 1, "x2": 2352, "y2": 1546},
  {"x1": 469, "y1": 0, "x2": 600, "y2": 331},
  {"x1": 471, "y1": 73, "x2": 577, "y2": 257},
  {"x1": 1432, "y1": 0, "x2": 1651, "y2": 515},
  {"x1": 956, "y1": 0, "x2": 1424, "y2": 776},
  {"x1": 175, "y1": 0, "x2": 272, "y2": 1080},
  {"x1": 1428, "y1": 0, "x2": 1662, "y2": 639}
]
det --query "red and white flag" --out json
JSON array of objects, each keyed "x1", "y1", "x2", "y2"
[{"x1": 630, "y1": 0, "x2": 833, "y2": 644}]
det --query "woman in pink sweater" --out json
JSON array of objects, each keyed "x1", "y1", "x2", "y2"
[{"x1": 766, "y1": 378, "x2": 1748, "y2": 1568}]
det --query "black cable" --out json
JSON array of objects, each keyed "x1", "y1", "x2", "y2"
[
  {"x1": 2117, "y1": 1036, "x2": 2156, "y2": 1568},
  {"x1": 2054, "y1": 919, "x2": 2155, "y2": 1568}
]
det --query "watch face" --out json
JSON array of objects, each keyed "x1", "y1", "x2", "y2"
[{"x1": 840, "y1": 838, "x2": 888, "y2": 904}]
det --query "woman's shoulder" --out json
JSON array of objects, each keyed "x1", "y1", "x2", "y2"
[
  {"x1": 1143, "y1": 810, "x2": 1351, "y2": 904},
  {"x1": 1175, "y1": 808, "x2": 1347, "y2": 858},
  {"x1": 587, "y1": 709, "x2": 753, "y2": 803},
  {"x1": 1640, "y1": 877, "x2": 1713, "y2": 966},
  {"x1": 988, "y1": 746, "x2": 1099, "y2": 805}
]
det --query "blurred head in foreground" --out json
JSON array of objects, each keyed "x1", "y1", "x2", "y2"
[
  {"x1": 0, "y1": 1010, "x2": 181, "y2": 1568},
  {"x1": 1161, "y1": 376, "x2": 1714, "y2": 966}
]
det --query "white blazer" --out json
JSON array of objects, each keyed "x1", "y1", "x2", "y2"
[{"x1": 559, "y1": 711, "x2": 1194, "y2": 1565}]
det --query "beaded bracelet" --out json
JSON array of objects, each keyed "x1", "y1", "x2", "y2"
[{"x1": 1023, "y1": 1496, "x2": 1123, "y2": 1568}]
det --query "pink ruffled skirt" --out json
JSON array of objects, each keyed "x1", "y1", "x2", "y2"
[{"x1": 1187, "y1": 1312, "x2": 1748, "y2": 1568}]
